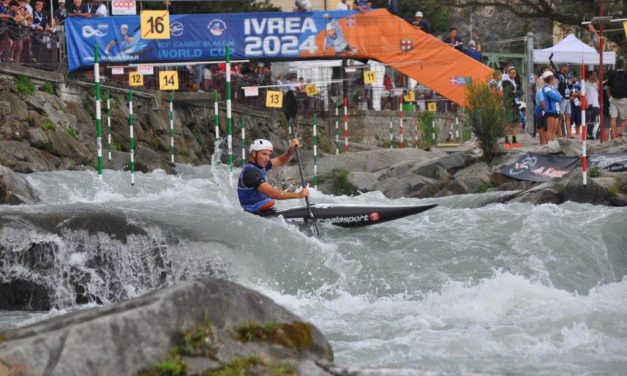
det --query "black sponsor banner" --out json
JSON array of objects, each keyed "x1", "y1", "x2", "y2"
[
  {"x1": 500, "y1": 152, "x2": 579, "y2": 182},
  {"x1": 589, "y1": 152, "x2": 627, "y2": 172}
]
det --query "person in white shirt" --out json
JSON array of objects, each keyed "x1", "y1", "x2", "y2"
[
  {"x1": 584, "y1": 71, "x2": 599, "y2": 138},
  {"x1": 94, "y1": 0, "x2": 107, "y2": 16},
  {"x1": 336, "y1": 0, "x2": 349, "y2": 10}
]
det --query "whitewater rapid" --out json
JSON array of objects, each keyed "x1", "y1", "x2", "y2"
[{"x1": 1, "y1": 164, "x2": 626, "y2": 374}]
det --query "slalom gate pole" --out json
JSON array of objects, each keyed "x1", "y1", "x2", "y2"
[
  {"x1": 93, "y1": 44, "x2": 103, "y2": 180},
  {"x1": 128, "y1": 90, "x2": 135, "y2": 186},
  {"x1": 169, "y1": 91, "x2": 174, "y2": 165},
  {"x1": 240, "y1": 116, "x2": 246, "y2": 166},
  {"x1": 399, "y1": 96, "x2": 404, "y2": 148},
  {"x1": 432, "y1": 119, "x2": 436, "y2": 144},
  {"x1": 226, "y1": 45, "x2": 233, "y2": 172},
  {"x1": 581, "y1": 64, "x2": 587, "y2": 186},
  {"x1": 106, "y1": 90, "x2": 111, "y2": 161},
  {"x1": 414, "y1": 118, "x2": 419, "y2": 148},
  {"x1": 343, "y1": 96, "x2": 349, "y2": 152},
  {"x1": 449, "y1": 122, "x2": 454, "y2": 142},
  {"x1": 389, "y1": 117, "x2": 393, "y2": 149},
  {"x1": 213, "y1": 90, "x2": 219, "y2": 139},
  {"x1": 455, "y1": 116, "x2": 460, "y2": 144},
  {"x1": 313, "y1": 113, "x2": 318, "y2": 189},
  {"x1": 335, "y1": 102, "x2": 339, "y2": 155}
]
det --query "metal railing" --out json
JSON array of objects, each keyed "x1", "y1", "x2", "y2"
[{"x1": 0, "y1": 22, "x2": 63, "y2": 71}]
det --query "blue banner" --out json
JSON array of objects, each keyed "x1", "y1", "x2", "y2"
[{"x1": 65, "y1": 11, "x2": 357, "y2": 72}]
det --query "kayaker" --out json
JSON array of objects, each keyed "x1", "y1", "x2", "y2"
[{"x1": 237, "y1": 138, "x2": 309, "y2": 215}]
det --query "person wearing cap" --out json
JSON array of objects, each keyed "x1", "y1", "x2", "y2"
[
  {"x1": 465, "y1": 40, "x2": 481, "y2": 62},
  {"x1": 411, "y1": 11, "x2": 431, "y2": 34},
  {"x1": 534, "y1": 70, "x2": 553, "y2": 145},
  {"x1": 237, "y1": 138, "x2": 309, "y2": 215},
  {"x1": 54, "y1": 0, "x2": 67, "y2": 25},
  {"x1": 323, "y1": 17, "x2": 356, "y2": 56}
]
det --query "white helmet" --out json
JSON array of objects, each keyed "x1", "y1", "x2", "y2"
[{"x1": 249, "y1": 139, "x2": 273, "y2": 153}]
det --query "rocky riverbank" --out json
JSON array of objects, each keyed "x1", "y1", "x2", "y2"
[{"x1": 0, "y1": 279, "x2": 353, "y2": 376}]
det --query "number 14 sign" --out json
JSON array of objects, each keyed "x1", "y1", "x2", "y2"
[{"x1": 159, "y1": 71, "x2": 179, "y2": 90}]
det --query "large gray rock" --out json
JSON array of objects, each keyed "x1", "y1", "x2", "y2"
[
  {"x1": 447, "y1": 162, "x2": 492, "y2": 194},
  {"x1": 348, "y1": 171, "x2": 380, "y2": 192},
  {"x1": 26, "y1": 127, "x2": 49, "y2": 148},
  {"x1": 0, "y1": 140, "x2": 58, "y2": 172},
  {"x1": 0, "y1": 92, "x2": 29, "y2": 120},
  {"x1": 588, "y1": 137, "x2": 627, "y2": 155},
  {"x1": 0, "y1": 279, "x2": 335, "y2": 376},
  {"x1": 562, "y1": 171, "x2": 611, "y2": 205},
  {"x1": 557, "y1": 138, "x2": 584, "y2": 157},
  {"x1": 511, "y1": 181, "x2": 565, "y2": 205},
  {"x1": 0, "y1": 165, "x2": 35, "y2": 204}
]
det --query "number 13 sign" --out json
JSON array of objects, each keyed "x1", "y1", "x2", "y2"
[{"x1": 265, "y1": 90, "x2": 283, "y2": 108}]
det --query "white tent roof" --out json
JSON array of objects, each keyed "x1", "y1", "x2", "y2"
[{"x1": 533, "y1": 34, "x2": 616, "y2": 65}]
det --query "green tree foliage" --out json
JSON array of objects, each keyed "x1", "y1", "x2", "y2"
[{"x1": 465, "y1": 79, "x2": 506, "y2": 163}]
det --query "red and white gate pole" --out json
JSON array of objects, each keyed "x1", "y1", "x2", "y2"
[
  {"x1": 581, "y1": 64, "x2": 587, "y2": 186},
  {"x1": 343, "y1": 96, "x2": 349, "y2": 152},
  {"x1": 399, "y1": 96, "x2": 404, "y2": 148}
]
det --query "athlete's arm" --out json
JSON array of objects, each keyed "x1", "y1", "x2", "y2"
[{"x1": 258, "y1": 182, "x2": 309, "y2": 200}]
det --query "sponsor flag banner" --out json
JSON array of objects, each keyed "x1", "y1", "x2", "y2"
[
  {"x1": 589, "y1": 152, "x2": 627, "y2": 172},
  {"x1": 137, "y1": 64, "x2": 154, "y2": 75},
  {"x1": 499, "y1": 153, "x2": 579, "y2": 182},
  {"x1": 66, "y1": 10, "x2": 492, "y2": 106},
  {"x1": 111, "y1": 0, "x2": 136, "y2": 16},
  {"x1": 244, "y1": 86, "x2": 259, "y2": 97},
  {"x1": 111, "y1": 66, "x2": 124, "y2": 75}
]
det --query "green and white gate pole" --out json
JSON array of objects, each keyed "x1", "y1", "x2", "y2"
[
  {"x1": 106, "y1": 90, "x2": 112, "y2": 161},
  {"x1": 312, "y1": 113, "x2": 318, "y2": 189},
  {"x1": 225, "y1": 45, "x2": 233, "y2": 171},
  {"x1": 398, "y1": 96, "x2": 404, "y2": 148},
  {"x1": 432, "y1": 119, "x2": 436, "y2": 144},
  {"x1": 213, "y1": 90, "x2": 219, "y2": 139},
  {"x1": 168, "y1": 91, "x2": 175, "y2": 165},
  {"x1": 240, "y1": 116, "x2": 246, "y2": 166},
  {"x1": 335, "y1": 102, "x2": 339, "y2": 155},
  {"x1": 415, "y1": 118, "x2": 419, "y2": 148},
  {"x1": 93, "y1": 44, "x2": 103, "y2": 180},
  {"x1": 128, "y1": 90, "x2": 135, "y2": 186}
]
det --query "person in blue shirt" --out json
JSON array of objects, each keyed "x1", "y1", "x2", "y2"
[
  {"x1": 534, "y1": 72, "x2": 549, "y2": 145},
  {"x1": 237, "y1": 138, "x2": 309, "y2": 215},
  {"x1": 542, "y1": 73, "x2": 562, "y2": 141},
  {"x1": 465, "y1": 40, "x2": 482, "y2": 62}
]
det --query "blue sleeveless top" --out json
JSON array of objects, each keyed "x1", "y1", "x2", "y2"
[{"x1": 237, "y1": 163, "x2": 274, "y2": 213}]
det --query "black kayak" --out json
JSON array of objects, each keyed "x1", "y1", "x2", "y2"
[{"x1": 266, "y1": 203, "x2": 438, "y2": 228}]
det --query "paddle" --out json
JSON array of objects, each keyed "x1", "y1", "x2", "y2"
[{"x1": 288, "y1": 116, "x2": 319, "y2": 236}]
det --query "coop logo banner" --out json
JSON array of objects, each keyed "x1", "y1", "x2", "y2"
[
  {"x1": 65, "y1": 11, "x2": 359, "y2": 72},
  {"x1": 111, "y1": 0, "x2": 136, "y2": 15}
]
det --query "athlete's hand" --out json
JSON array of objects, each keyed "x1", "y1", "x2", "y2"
[
  {"x1": 288, "y1": 139, "x2": 300, "y2": 154},
  {"x1": 299, "y1": 187, "x2": 310, "y2": 198}
]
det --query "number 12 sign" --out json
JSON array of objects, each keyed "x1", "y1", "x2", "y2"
[{"x1": 159, "y1": 71, "x2": 179, "y2": 90}]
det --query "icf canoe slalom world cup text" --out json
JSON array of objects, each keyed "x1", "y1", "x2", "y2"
[{"x1": 65, "y1": 11, "x2": 354, "y2": 71}]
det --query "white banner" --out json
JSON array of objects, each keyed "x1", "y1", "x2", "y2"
[
  {"x1": 111, "y1": 66, "x2": 124, "y2": 75},
  {"x1": 244, "y1": 87, "x2": 259, "y2": 97},
  {"x1": 111, "y1": 0, "x2": 136, "y2": 15},
  {"x1": 137, "y1": 64, "x2": 154, "y2": 75}
]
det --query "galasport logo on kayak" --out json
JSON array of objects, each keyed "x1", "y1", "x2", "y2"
[{"x1": 326, "y1": 215, "x2": 369, "y2": 224}]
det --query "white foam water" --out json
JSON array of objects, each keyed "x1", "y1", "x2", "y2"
[{"x1": 1, "y1": 164, "x2": 626, "y2": 374}]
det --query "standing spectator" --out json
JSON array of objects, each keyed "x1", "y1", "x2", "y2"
[
  {"x1": 84, "y1": 0, "x2": 96, "y2": 15},
  {"x1": 542, "y1": 73, "x2": 562, "y2": 141},
  {"x1": 54, "y1": 0, "x2": 67, "y2": 25},
  {"x1": 93, "y1": 0, "x2": 107, "y2": 17},
  {"x1": 0, "y1": 0, "x2": 13, "y2": 62},
  {"x1": 584, "y1": 71, "x2": 600, "y2": 138},
  {"x1": 411, "y1": 11, "x2": 431, "y2": 34},
  {"x1": 607, "y1": 58, "x2": 626, "y2": 139},
  {"x1": 570, "y1": 88, "x2": 583, "y2": 138},
  {"x1": 443, "y1": 27, "x2": 464, "y2": 52},
  {"x1": 31, "y1": 0, "x2": 50, "y2": 62},
  {"x1": 554, "y1": 64, "x2": 576, "y2": 137},
  {"x1": 67, "y1": 0, "x2": 90, "y2": 17},
  {"x1": 202, "y1": 65, "x2": 212, "y2": 91},
  {"x1": 387, "y1": 0, "x2": 399, "y2": 15},
  {"x1": 336, "y1": 0, "x2": 349, "y2": 10},
  {"x1": 352, "y1": 0, "x2": 371, "y2": 12},
  {"x1": 502, "y1": 66, "x2": 522, "y2": 145},
  {"x1": 465, "y1": 40, "x2": 481, "y2": 62},
  {"x1": 294, "y1": 0, "x2": 311, "y2": 11},
  {"x1": 534, "y1": 72, "x2": 550, "y2": 145}
]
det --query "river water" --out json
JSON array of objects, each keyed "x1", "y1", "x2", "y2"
[{"x1": 1, "y1": 164, "x2": 626, "y2": 375}]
